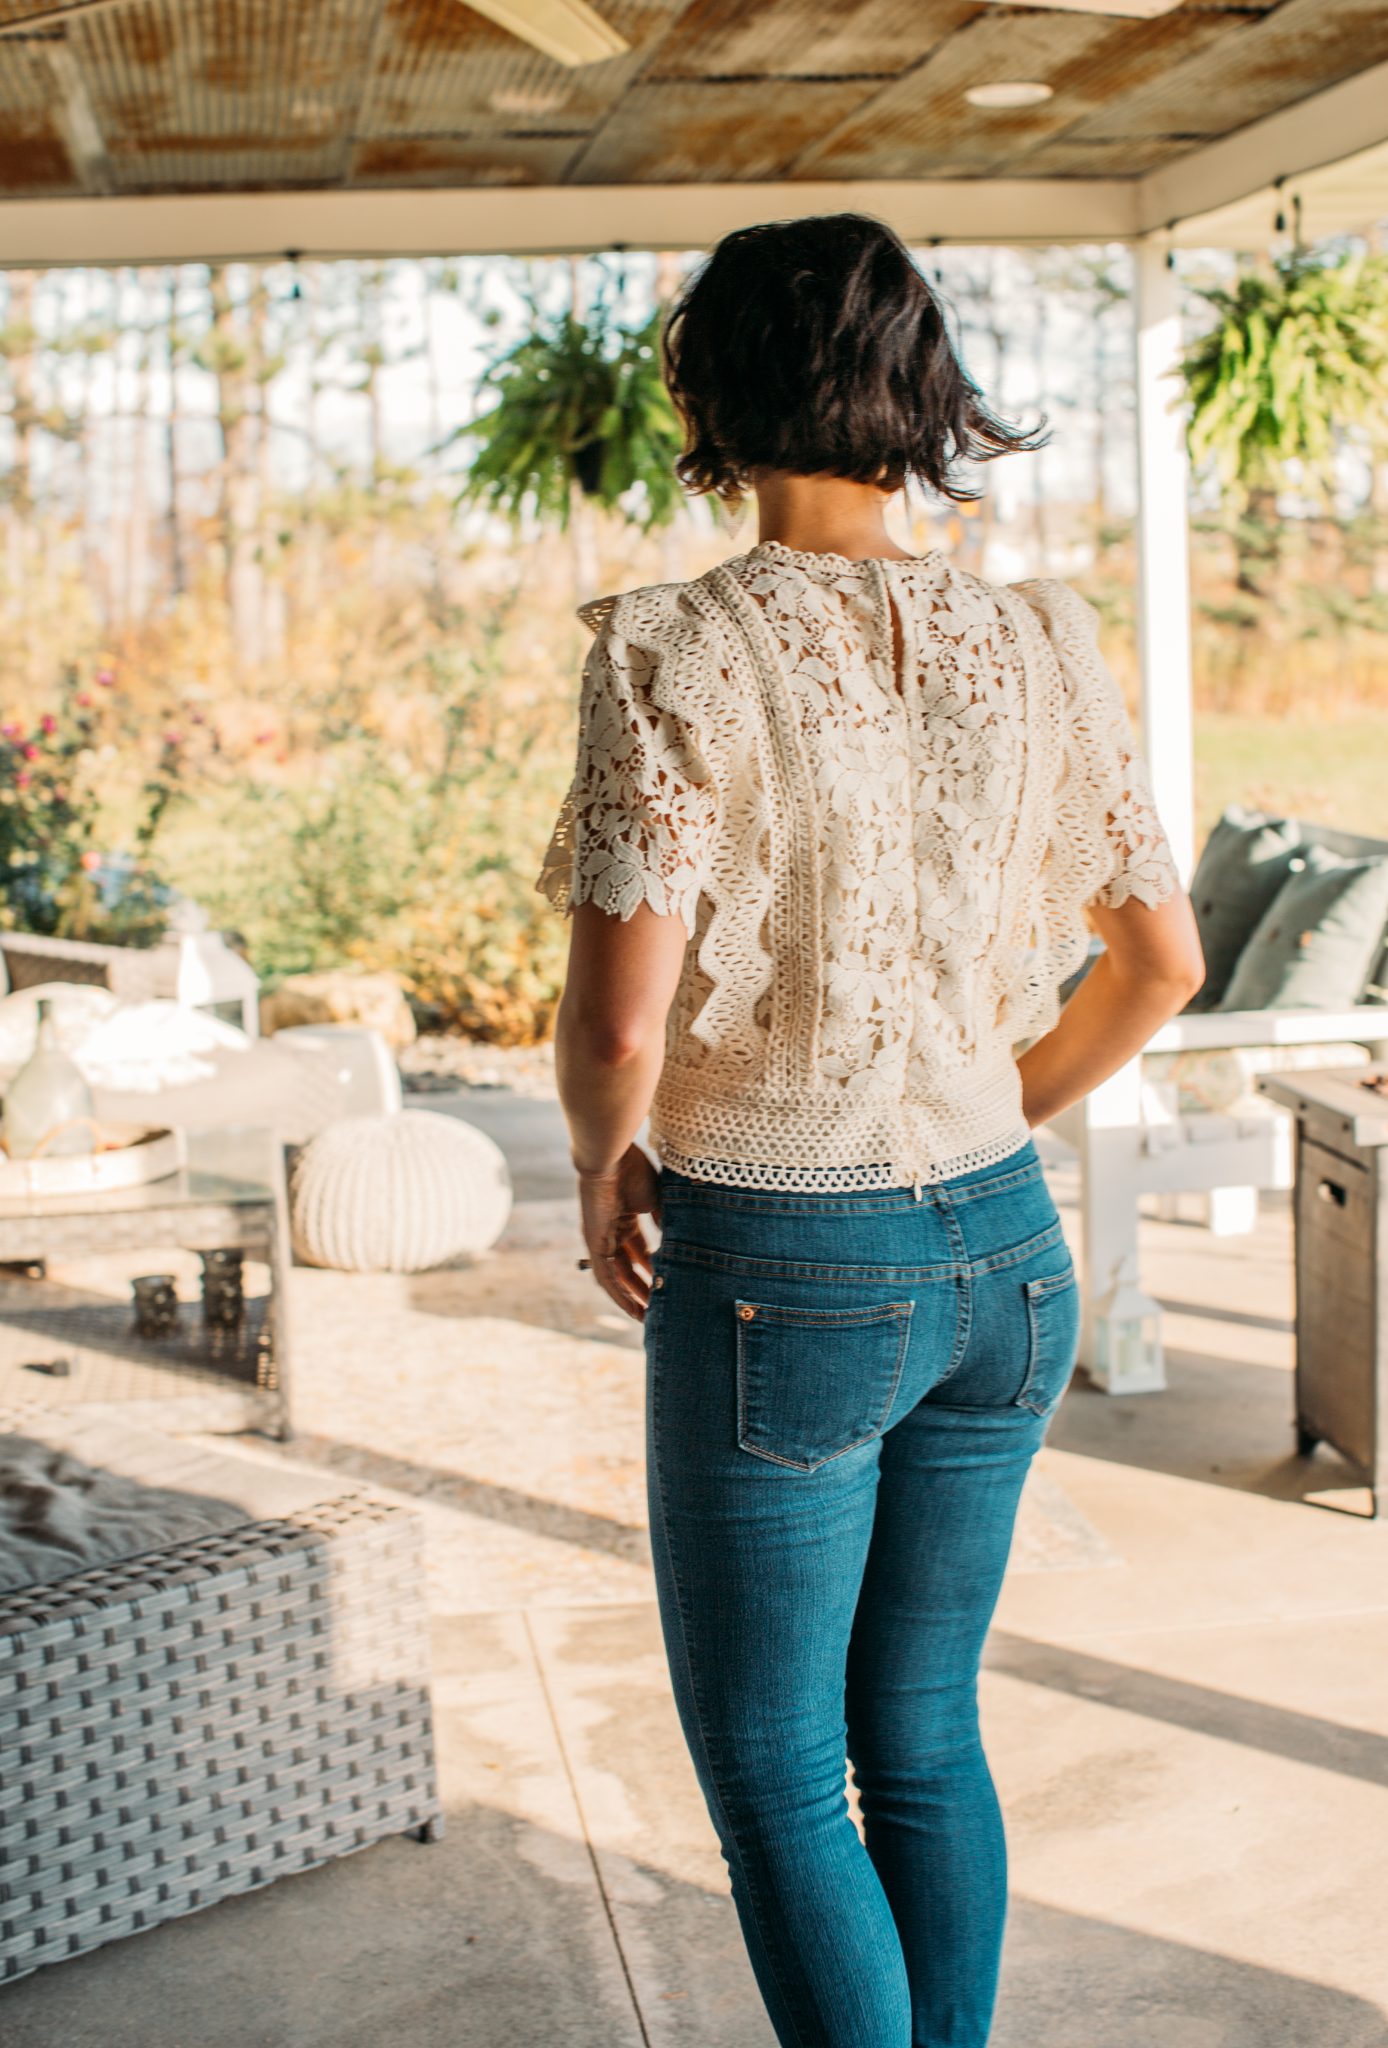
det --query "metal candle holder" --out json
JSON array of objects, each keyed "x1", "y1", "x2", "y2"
[
  {"x1": 131, "y1": 1273, "x2": 179, "y2": 1340},
  {"x1": 199, "y1": 1247, "x2": 245, "y2": 1328}
]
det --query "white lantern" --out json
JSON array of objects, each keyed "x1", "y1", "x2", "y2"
[
  {"x1": 1089, "y1": 1252, "x2": 1165, "y2": 1395},
  {"x1": 167, "y1": 899, "x2": 260, "y2": 1037}
]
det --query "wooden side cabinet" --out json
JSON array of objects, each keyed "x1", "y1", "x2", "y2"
[{"x1": 1257, "y1": 1067, "x2": 1388, "y2": 1517}]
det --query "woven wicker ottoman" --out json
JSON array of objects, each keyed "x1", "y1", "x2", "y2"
[{"x1": 0, "y1": 1406, "x2": 443, "y2": 1985}]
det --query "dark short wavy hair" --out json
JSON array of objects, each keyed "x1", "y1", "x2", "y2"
[{"x1": 661, "y1": 212, "x2": 1045, "y2": 505}]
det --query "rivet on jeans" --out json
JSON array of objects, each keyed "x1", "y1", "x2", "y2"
[{"x1": 739, "y1": 1304, "x2": 756, "y2": 1320}]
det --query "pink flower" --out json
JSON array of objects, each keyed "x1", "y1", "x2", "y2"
[
  {"x1": 95, "y1": 669, "x2": 116, "y2": 688},
  {"x1": 1, "y1": 722, "x2": 18, "y2": 740},
  {"x1": 20, "y1": 742, "x2": 38, "y2": 762},
  {"x1": 254, "y1": 729, "x2": 275, "y2": 746},
  {"x1": 80, "y1": 850, "x2": 102, "y2": 872},
  {"x1": 163, "y1": 729, "x2": 183, "y2": 748},
  {"x1": 40, "y1": 714, "x2": 56, "y2": 736},
  {"x1": 75, "y1": 692, "x2": 93, "y2": 709},
  {"x1": 15, "y1": 770, "x2": 30, "y2": 791}
]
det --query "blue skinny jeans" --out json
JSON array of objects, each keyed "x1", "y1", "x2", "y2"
[{"x1": 644, "y1": 1137, "x2": 1080, "y2": 2048}]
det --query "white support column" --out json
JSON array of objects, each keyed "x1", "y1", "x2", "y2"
[{"x1": 1134, "y1": 234, "x2": 1196, "y2": 884}]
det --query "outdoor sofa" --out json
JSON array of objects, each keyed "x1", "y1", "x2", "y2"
[
  {"x1": 0, "y1": 1403, "x2": 442, "y2": 1984},
  {"x1": 1049, "y1": 809, "x2": 1388, "y2": 1385}
]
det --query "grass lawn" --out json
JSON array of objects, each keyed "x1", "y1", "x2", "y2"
[{"x1": 1194, "y1": 713, "x2": 1388, "y2": 843}]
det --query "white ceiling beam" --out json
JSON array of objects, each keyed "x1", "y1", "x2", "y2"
[
  {"x1": 0, "y1": 178, "x2": 1140, "y2": 268},
  {"x1": 1134, "y1": 55, "x2": 1388, "y2": 239}
]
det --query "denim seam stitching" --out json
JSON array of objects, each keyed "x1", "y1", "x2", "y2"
[
  {"x1": 970, "y1": 1219, "x2": 1067, "y2": 1278},
  {"x1": 667, "y1": 1242, "x2": 961, "y2": 1283},
  {"x1": 734, "y1": 1300, "x2": 916, "y2": 1326},
  {"x1": 656, "y1": 1217, "x2": 1063, "y2": 1288},
  {"x1": 649, "y1": 1307, "x2": 814, "y2": 2046},
  {"x1": 658, "y1": 1155, "x2": 1042, "y2": 1217},
  {"x1": 735, "y1": 1303, "x2": 915, "y2": 1471}
]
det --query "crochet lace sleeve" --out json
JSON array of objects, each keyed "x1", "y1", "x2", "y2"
[
  {"x1": 534, "y1": 589, "x2": 718, "y2": 943},
  {"x1": 1015, "y1": 578, "x2": 1181, "y2": 912}
]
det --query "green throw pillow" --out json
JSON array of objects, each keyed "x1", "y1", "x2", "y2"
[
  {"x1": 1219, "y1": 845, "x2": 1388, "y2": 1013},
  {"x1": 1185, "y1": 805, "x2": 1303, "y2": 1010}
]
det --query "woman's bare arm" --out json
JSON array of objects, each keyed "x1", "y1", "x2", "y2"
[
  {"x1": 554, "y1": 899, "x2": 689, "y2": 1174},
  {"x1": 1016, "y1": 890, "x2": 1205, "y2": 1129}
]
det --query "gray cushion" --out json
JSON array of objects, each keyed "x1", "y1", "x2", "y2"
[
  {"x1": 1185, "y1": 806, "x2": 1304, "y2": 1010},
  {"x1": 1219, "y1": 845, "x2": 1388, "y2": 1013},
  {"x1": 0, "y1": 1408, "x2": 341, "y2": 1596}
]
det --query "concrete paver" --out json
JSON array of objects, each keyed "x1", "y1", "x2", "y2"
[
  {"x1": 529, "y1": 1602, "x2": 776, "y2": 2046},
  {"x1": 3, "y1": 1091, "x2": 1387, "y2": 2045},
  {"x1": 0, "y1": 1611, "x2": 645, "y2": 2048}
]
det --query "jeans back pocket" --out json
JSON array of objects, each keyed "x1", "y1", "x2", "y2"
[
  {"x1": 735, "y1": 1297, "x2": 914, "y2": 1471},
  {"x1": 1017, "y1": 1268, "x2": 1081, "y2": 1416}
]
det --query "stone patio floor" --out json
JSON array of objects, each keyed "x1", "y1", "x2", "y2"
[{"x1": 4, "y1": 1093, "x2": 1388, "y2": 2047}]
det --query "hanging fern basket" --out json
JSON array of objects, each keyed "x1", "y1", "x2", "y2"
[{"x1": 457, "y1": 304, "x2": 684, "y2": 532}]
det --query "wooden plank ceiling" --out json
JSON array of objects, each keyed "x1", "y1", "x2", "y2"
[{"x1": 0, "y1": 0, "x2": 1384, "y2": 199}]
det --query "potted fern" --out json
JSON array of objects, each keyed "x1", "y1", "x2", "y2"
[
  {"x1": 1178, "y1": 249, "x2": 1388, "y2": 606},
  {"x1": 457, "y1": 293, "x2": 684, "y2": 567}
]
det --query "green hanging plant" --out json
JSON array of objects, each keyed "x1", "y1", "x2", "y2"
[
  {"x1": 1177, "y1": 247, "x2": 1388, "y2": 604},
  {"x1": 1179, "y1": 249, "x2": 1388, "y2": 503},
  {"x1": 456, "y1": 300, "x2": 684, "y2": 532}
]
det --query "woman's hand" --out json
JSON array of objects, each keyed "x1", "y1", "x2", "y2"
[{"x1": 577, "y1": 1143, "x2": 663, "y2": 1323}]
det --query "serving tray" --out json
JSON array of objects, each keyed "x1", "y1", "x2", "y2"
[{"x1": 0, "y1": 1124, "x2": 185, "y2": 1200}]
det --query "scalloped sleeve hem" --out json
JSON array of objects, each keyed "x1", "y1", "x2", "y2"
[{"x1": 533, "y1": 587, "x2": 717, "y2": 946}]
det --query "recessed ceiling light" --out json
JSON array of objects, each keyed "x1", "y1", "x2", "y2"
[{"x1": 965, "y1": 81, "x2": 1055, "y2": 109}]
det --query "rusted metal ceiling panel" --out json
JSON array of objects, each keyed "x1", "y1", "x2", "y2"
[
  {"x1": 350, "y1": 132, "x2": 580, "y2": 184},
  {"x1": 1059, "y1": 0, "x2": 1388, "y2": 146},
  {"x1": 0, "y1": 41, "x2": 79, "y2": 191},
  {"x1": 1017, "y1": 133, "x2": 1194, "y2": 179},
  {"x1": 69, "y1": 0, "x2": 379, "y2": 191},
  {"x1": 648, "y1": 0, "x2": 976, "y2": 84},
  {"x1": 796, "y1": 5, "x2": 1237, "y2": 180},
  {"x1": 571, "y1": 76, "x2": 876, "y2": 183},
  {"x1": 0, "y1": 0, "x2": 1380, "y2": 203},
  {"x1": 358, "y1": 0, "x2": 676, "y2": 138}
]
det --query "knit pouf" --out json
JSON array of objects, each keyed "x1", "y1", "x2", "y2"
[{"x1": 290, "y1": 1112, "x2": 512, "y2": 1273}]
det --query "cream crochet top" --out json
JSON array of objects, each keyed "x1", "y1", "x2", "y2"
[{"x1": 536, "y1": 540, "x2": 1180, "y2": 1194}]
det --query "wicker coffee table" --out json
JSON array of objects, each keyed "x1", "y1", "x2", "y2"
[{"x1": 0, "y1": 1127, "x2": 293, "y2": 1439}]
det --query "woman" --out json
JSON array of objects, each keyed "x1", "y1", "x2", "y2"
[{"x1": 536, "y1": 213, "x2": 1203, "y2": 2048}]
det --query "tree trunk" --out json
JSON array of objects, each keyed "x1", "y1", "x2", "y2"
[
  {"x1": 257, "y1": 274, "x2": 286, "y2": 666},
  {"x1": 1091, "y1": 275, "x2": 1107, "y2": 554},
  {"x1": 209, "y1": 262, "x2": 263, "y2": 670},
  {"x1": 570, "y1": 482, "x2": 599, "y2": 600},
  {"x1": 361, "y1": 264, "x2": 390, "y2": 589},
  {"x1": 1235, "y1": 484, "x2": 1281, "y2": 606},
  {"x1": 296, "y1": 262, "x2": 325, "y2": 626},
  {"x1": 1370, "y1": 457, "x2": 1388, "y2": 598},
  {"x1": 164, "y1": 266, "x2": 185, "y2": 599},
  {"x1": 3, "y1": 271, "x2": 37, "y2": 620},
  {"x1": 1030, "y1": 270, "x2": 1048, "y2": 574},
  {"x1": 123, "y1": 269, "x2": 153, "y2": 627}
]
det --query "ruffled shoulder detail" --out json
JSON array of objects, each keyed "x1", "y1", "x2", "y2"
[
  {"x1": 986, "y1": 576, "x2": 1182, "y2": 1047},
  {"x1": 1010, "y1": 576, "x2": 1180, "y2": 913},
  {"x1": 535, "y1": 582, "x2": 726, "y2": 941}
]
